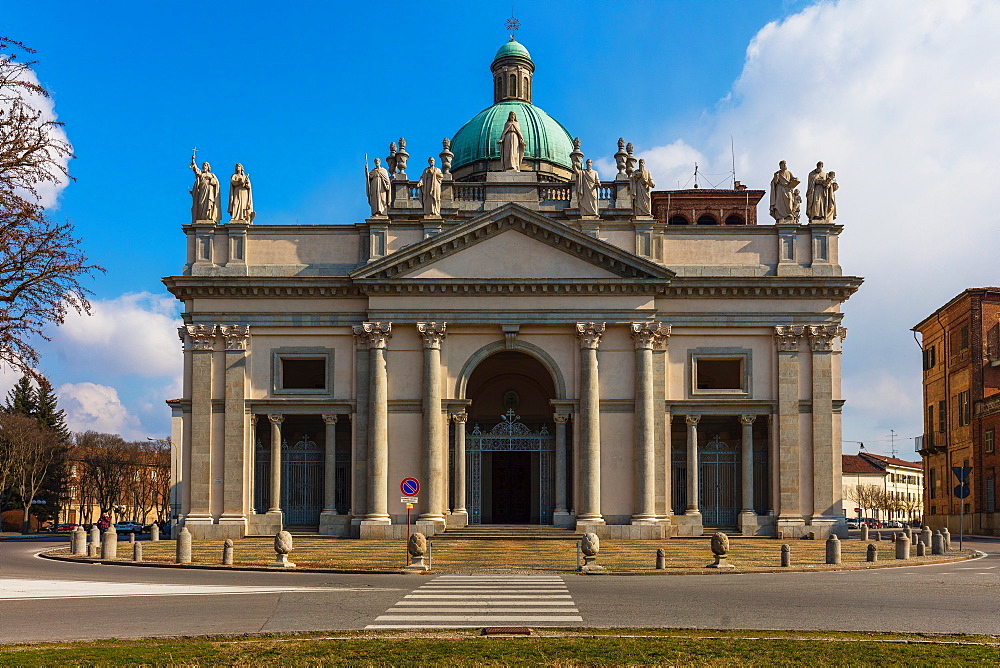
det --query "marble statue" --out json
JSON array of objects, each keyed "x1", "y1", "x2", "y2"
[
  {"x1": 631, "y1": 158, "x2": 655, "y2": 217},
  {"x1": 575, "y1": 158, "x2": 601, "y2": 217},
  {"x1": 769, "y1": 160, "x2": 799, "y2": 222},
  {"x1": 386, "y1": 141, "x2": 397, "y2": 175},
  {"x1": 791, "y1": 189, "x2": 802, "y2": 222},
  {"x1": 227, "y1": 163, "x2": 254, "y2": 222},
  {"x1": 189, "y1": 158, "x2": 221, "y2": 223},
  {"x1": 570, "y1": 137, "x2": 584, "y2": 172},
  {"x1": 807, "y1": 161, "x2": 838, "y2": 222},
  {"x1": 365, "y1": 157, "x2": 391, "y2": 217},
  {"x1": 498, "y1": 111, "x2": 525, "y2": 171},
  {"x1": 417, "y1": 157, "x2": 444, "y2": 216}
]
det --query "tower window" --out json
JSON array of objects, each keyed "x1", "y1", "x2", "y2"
[
  {"x1": 668, "y1": 215, "x2": 689, "y2": 225},
  {"x1": 696, "y1": 214, "x2": 718, "y2": 225},
  {"x1": 509, "y1": 73, "x2": 517, "y2": 97},
  {"x1": 724, "y1": 214, "x2": 745, "y2": 225}
]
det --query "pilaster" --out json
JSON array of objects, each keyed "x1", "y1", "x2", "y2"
[
  {"x1": 808, "y1": 324, "x2": 846, "y2": 528},
  {"x1": 351, "y1": 328, "x2": 370, "y2": 525},
  {"x1": 553, "y1": 413, "x2": 572, "y2": 527},
  {"x1": 219, "y1": 324, "x2": 250, "y2": 532},
  {"x1": 738, "y1": 414, "x2": 759, "y2": 535},
  {"x1": 451, "y1": 411, "x2": 468, "y2": 525},
  {"x1": 180, "y1": 324, "x2": 217, "y2": 527},
  {"x1": 774, "y1": 325, "x2": 806, "y2": 535}
]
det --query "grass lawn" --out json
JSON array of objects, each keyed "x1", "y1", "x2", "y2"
[{"x1": 1, "y1": 630, "x2": 997, "y2": 666}]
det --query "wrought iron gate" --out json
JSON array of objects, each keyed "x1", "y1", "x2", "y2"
[
  {"x1": 466, "y1": 410, "x2": 554, "y2": 525},
  {"x1": 252, "y1": 434, "x2": 323, "y2": 525},
  {"x1": 699, "y1": 435, "x2": 740, "y2": 527}
]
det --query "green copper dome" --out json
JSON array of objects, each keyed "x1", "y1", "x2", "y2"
[
  {"x1": 494, "y1": 39, "x2": 531, "y2": 62},
  {"x1": 450, "y1": 101, "x2": 574, "y2": 171}
]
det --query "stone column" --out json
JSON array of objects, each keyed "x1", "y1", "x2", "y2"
[
  {"x1": 739, "y1": 414, "x2": 758, "y2": 536},
  {"x1": 685, "y1": 415, "x2": 701, "y2": 515},
  {"x1": 774, "y1": 325, "x2": 805, "y2": 534},
  {"x1": 180, "y1": 324, "x2": 216, "y2": 529},
  {"x1": 576, "y1": 322, "x2": 605, "y2": 525},
  {"x1": 248, "y1": 414, "x2": 257, "y2": 513},
  {"x1": 630, "y1": 323, "x2": 670, "y2": 525},
  {"x1": 351, "y1": 328, "x2": 370, "y2": 524},
  {"x1": 553, "y1": 414, "x2": 571, "y2": 525},
  {"x1": 452, "y1": 412, "x2": 468, "y2": 524},
  {"x1": 219, "y1": 325, "x2": 250, "y2": 535},
  {"x1": 267, "y1": 414, "x2": 284, "y2": 514},
  {"x1": 322, "y1": 415, "x2": 338, "y2": 514},
  {"x1": 809, "y1": 325, "x2": 846, "y2": 530},
  {"x1": 417, "y1": 322, "x2": 447, "y2": 527},
  {"x1": 356, "y1": 322, "x2": 392, "y2": 525}
]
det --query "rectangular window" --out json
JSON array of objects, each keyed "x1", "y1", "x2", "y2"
[
  {"x1": 929, "y1": 468, "x2": 936, "y2": 499},
  {"x1": 938, "y1": 399, "x2": 946, "y2": 433},
  {"x1": 931, "y1": 505, "x2": 937, "y2": 515},
  {"x1": 689, "y1": 348, "x2": 751, "y2": 397},
  {"x1": 927, "y1": 405, "x2": 935, "y2": 436},
  {"x1": 271, "y1": 347, "x2": 334, "y2": 396},
  {"x1": 987, "y1": 430, "x2": 995, "y2": 454},
  {"x1": 956, "y1": 391, "x2": 971, "y2": 427},
  {"x1": 986, "y1": 477, "x2": 996, "y2": 513},
  {"x1": 961, "y1": 325, "x2": 969, "y2": 350}
]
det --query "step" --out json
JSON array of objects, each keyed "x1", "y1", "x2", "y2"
[{"x1": 433, "y1": 525, "x2": 583, "y2": 541}]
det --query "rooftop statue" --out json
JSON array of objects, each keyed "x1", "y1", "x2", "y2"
[
  {"x1": 417, "y1": 157, "x2": 444, "y2": 217},
  {"x1": 190, "y1": 157, "x2": 220, "y2": 223},
  {"x1": 807, "y1": 161, "x2": 838, "y2": 223},
  {"x1": 570, "y1": 137, "x2": 584, "y2": 172},
  {"x1": 769, "y1": 160, "x2": 800, "y2": 223},
  {"x1": 575, "y1": 158, "x2": 601, "y2": 217},
  {"x1": 365, "y1": 157, "x2": 391, "y2": 217},
  {"x1": 227, "y1": 163, "x2": 254, "y2": 223},
  {"x1": 498, "y1": 111, "x2": 525, "y2": 171},
  {"x1": 632, "y1": 158, "x2": 655, "y2": 217}
]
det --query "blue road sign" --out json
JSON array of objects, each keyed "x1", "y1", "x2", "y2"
[
  {"x1": 955, "y1": 484, "x2": 971, "y2": 499},
  {"x1": 400, "y1": 477, "x2": 420, "y2": 496},
  {"x1": 952, "y1": 466, "x2": 972, "y2": 483}
]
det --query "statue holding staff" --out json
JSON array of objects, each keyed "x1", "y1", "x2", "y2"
[{"x1": 190, "y1": 155, "x2": 220, "y2": 223}]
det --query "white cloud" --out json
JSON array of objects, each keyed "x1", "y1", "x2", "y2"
[
  {"x1": 638, "y1": 0, "x2": 1000, "y2": 447},
  {"x1": 56, "y1": 382, "x2": 144, "y2": 439},
  {"x1": 52, "y1": 292, "x2": 182, "y2": 378}
]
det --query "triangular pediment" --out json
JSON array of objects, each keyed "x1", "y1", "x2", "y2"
[{"x1": 350, "y1": 203, "x2": 674, "y2": 283}]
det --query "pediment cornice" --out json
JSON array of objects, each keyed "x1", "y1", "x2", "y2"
[{"x1": 349, "y1": 203, "x2": 675, "y2": 282}]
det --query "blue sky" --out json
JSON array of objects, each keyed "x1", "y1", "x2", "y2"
[{"x1": 5, "y1": 1, "x2": 1000, "y2": 458}]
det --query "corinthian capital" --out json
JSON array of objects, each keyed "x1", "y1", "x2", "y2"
[
  {"x1": 180, "y1": 324, "x2": 217, "y2": 351},
  {"x1": 685, "y1": 414, "x2": 701, "y2": 426},
  {"x1": 630, "y1": 322, "x2": 671, "y2": 349},
  {"x1": 417, "y1": 322, "x2": 447, "y2": 349},
  {"x1": 218, "y1": 324, "x2": 250, "y2": 350},
  {"x1": 352, "y1": 322, "x2": 392, "y2": 349},
  {"x1": 452, "y1": 411, "x2": 468, "y2": 424},
  {"x1": 807, "y1": 324, "x2": 848, "y2": 352},
  {"x1": 773, "y1": 325, "x2": 805, "y2": 352},
  {"x1": 576, "y1": 322, "x2": 606, "y2": 349}
]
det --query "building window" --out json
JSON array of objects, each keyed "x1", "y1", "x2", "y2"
[
  {"x1": 929, "y1": 468, "x2": 936, "y2": 499},
  {"x1": 987, "y1": 430, "x2": 995, "y2": 454},
  {"x1": 509, "y1": 73, "x2": 517, "y2": 97},
  {"x1": 689, "y1": 348, "x2": 752, "y2": 397},
  {"x1": 986, "y1": 477, "x2": 996, "y2": 513},
  {"x1": 938, "y1": 399, "x2": 946, "y2": 433},
  {"x1": 272, "y1": 348, "x2": 334, "y2": 396},
  {"x1": 668, "y1": 215, "x2": 689, "y2": 225},
  {"x1": 960, "y1": 325, "x2": 969, "y2": 350},
  {"x1": 923, "y1": 345, "x2": 936, "y2": 370},
  {"x1": 931, "y1": 505, "x2": 937, "y2": 515},
  {"x1": 696, "y1": 214, "x2": 718, "y2": 225},
  {"x1": 724, "y1": 214, "x2": 745, "y2": 225},
  {"x1": 927, "y1": 405, "x2": 935, "y2": 437},
  {"x1": 957, "y1": 390, "x2": 971, "y2": 426}
]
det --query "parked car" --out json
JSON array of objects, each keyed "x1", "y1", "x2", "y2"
[
  {"x1": 885, "y1": 520, "x2": 904, "y2": 528},
  {"x1": 846, "y1": 520, "x2": 860, "y2": 530},
  {"x1": 114, "y1": 521, "x2": 143, "y2": 535},
  {"x1": 56, "y1": 523, "x2": 78, "y2": 532}
]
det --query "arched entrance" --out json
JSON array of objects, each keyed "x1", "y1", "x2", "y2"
[{"x1": 465, "y1": 350, "x2": 557, "y2": 524}]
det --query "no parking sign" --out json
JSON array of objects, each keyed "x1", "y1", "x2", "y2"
[{"x1": 400, "y1": 477, "x2": 420, "y2": 496}]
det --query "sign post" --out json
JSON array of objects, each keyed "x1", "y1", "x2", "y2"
[
  {"x1": 952, "y1": 466, "x2": 972, "y2": 550},
  {"x1": 400, "y1": 478, "x2": 420, "y2": 566}
]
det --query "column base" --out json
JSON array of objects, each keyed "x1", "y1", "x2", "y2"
[
  {"x1": 414, "y1": 520, "x2": 445, "y2": 536},
  {"x1": 553, "y1": 511, "x2": 575, "y2": 528},
  {"x1": 673, "y1": 511, "x2": 703, "y2": 537},
  {"x1": 446, "y1": 511, "x2": 468, "y2": 528},
  {"x1": 247, "y1": 513, "x2": 283, "y2": 536},
  {"x1": 361, "y1": 515, "x2": 391, "y2": 525},
  {"x1": 630, "y1": 515, "x2": 659, "y2": 525},
  {"x1": 576, "y1": 514, "x2": 605, "y2": 524},
  {"x1": 807, "y1": 517, "x2": 845, "y2": 539},
  {"x1": 776, "y1": 516, "x2": 807, "y2": 539},
  {"x1": 416, "y1": 513, "x2": 446, "y2": 526},
  {"x1": 738, "y1": 510, "x2": 761, "y2": 536},
  {"x1": 319, "y1": 512, "x2": 352, "y2": 536}
]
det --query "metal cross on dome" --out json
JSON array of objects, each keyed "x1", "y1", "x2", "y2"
[{"x1": 505, "y1": 12, "x2": 520, "y2": 37}]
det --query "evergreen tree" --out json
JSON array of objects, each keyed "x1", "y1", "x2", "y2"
[
  {"x1": 34, "y1": 377, "x2": 69, "y2": 443},
  {"x1": 5, "y1": 376, "x2": 36, "y2": 416}
]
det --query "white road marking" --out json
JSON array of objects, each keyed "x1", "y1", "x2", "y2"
[
  {"x1": 367, "y1": 575, "x2": 582, "y2": 629},
  {"x1": 0, "y1": 578, "x2": 391, "y2": 601}
]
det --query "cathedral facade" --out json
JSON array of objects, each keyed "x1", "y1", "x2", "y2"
[{"x1": 167, "y1": 39, "x2": 861, "y2": 539}]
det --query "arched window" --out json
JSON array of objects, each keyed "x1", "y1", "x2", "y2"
[
  {"x1": 697, "y1": 214, "x2": 718, "y2": 225},
  {"x1": 509, "y1": 73, "x2": 517, "y2": 97},
  {"x1": 668, "y1": 215, "x2": 689, "y2": 226},
  {"x1": 495, "y1": 76, "x2": 501, "y2": 100},
  {"x1": 724, "y1": 214, "x2": 746, "y2": 225},
  {"x1": 523, "y1": 75, "x2": 529, "y2": 100}
]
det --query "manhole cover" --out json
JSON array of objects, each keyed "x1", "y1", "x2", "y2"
[{"x1": 481, "y1": 627, "x2": 532, "y2": 636}]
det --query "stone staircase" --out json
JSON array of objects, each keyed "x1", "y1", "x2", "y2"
[{"x1": 433, "y1": 524, "x2": 583, "y2": 541}]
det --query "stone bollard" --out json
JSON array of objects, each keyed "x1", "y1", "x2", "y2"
[
  {"x1": 71, "y1": 527, "x2": 86, "y2": 555},
  {"x1": 706, "y1": 531, "x2": 735, "y2": 569},
  {"x1": 922, "y1": 528, "x2": 932, "y2": 548},
  {"x1": 895, "y1": 533, "x2": 911, "y2": 560},
  {"x1": 580, "y1": 532, "x2": 605, "y2": 573},
  {"x1": 860, "y1": 525, "x2": 869, "y2": 541},
  {"x1": 866, "y1": 543, "x2": 877, "y2": 563},
  {"x1": 405, "y1": 532, "x2": 429, "y2": 572},
  {"x1": 780, "y1": 543, "x2": 791, "y2": 567},
  {"x1": 904, "y1": 525, "x2": 913, "y2": 541},
  {"x1": 932, "y1": 530, "x2": 944, "y2": 555},
  {"x1": 129, "y1": 532, "x2": 135, "y2": 544},
  {"x1": 269, "y1": 530, "x2": 296, "y2": 568},
  {"x1": 825, "y1": 534, "x2": 842, "y2": 565},
  {"x1": 655, "y1": 548, "x2": 666, "y2": 570},
  {"x1": 88, "y1": 542, "x2": 99, "y2": 558},
  {"x1": 151, "y1": 524, "x2": 160, "y2": 541},
  {"x1": 874, "y1": 531, "x2": 881, "y2": 542},
  {"x1": 916, "y1": 541, "x2": 926, "y2": 557},
  {"x1": 101, "y1": 528, "x2": 118, "y2": 560},
  {"x1": 89, "y1": 525, "x2": 100, "y2": 548},
  {"x1": 941, "y1": 528, "x2": 951, "y2": 551},
  {"x1": 175, "y1": 526, "x2": 192, "y2": 564},
  {"x1": 222, "y1": 538, "x2": 234, "y2": 565},
  {"x1": 133, "y1": 541, "x2": 143, "y2": 562}
]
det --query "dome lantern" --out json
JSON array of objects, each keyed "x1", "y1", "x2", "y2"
[{"x1": 491, "y1": 38, "x2": 534, "y2": 104}]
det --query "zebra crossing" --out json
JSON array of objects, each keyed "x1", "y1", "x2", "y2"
[{"x1": 365, "y1": 575, "x2": 582, "y2": 629}]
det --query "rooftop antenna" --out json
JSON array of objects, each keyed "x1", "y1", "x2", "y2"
[
  {"x1": 505, "y1": 8, "x2": 520, "y2": 39},
  {"x1": 693, "y1": 162, "x2": 699, "y2": 188},
  {"x1": 731, "y1": 135, "x2": 737, "y2": 188},
  {"x1": 890, "y1": 429, "x2": 898, "y2": 458}
]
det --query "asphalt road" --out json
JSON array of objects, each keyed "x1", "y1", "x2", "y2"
[{"x1": 1, "y1": 536, "x2": 997, "y2": 643}]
